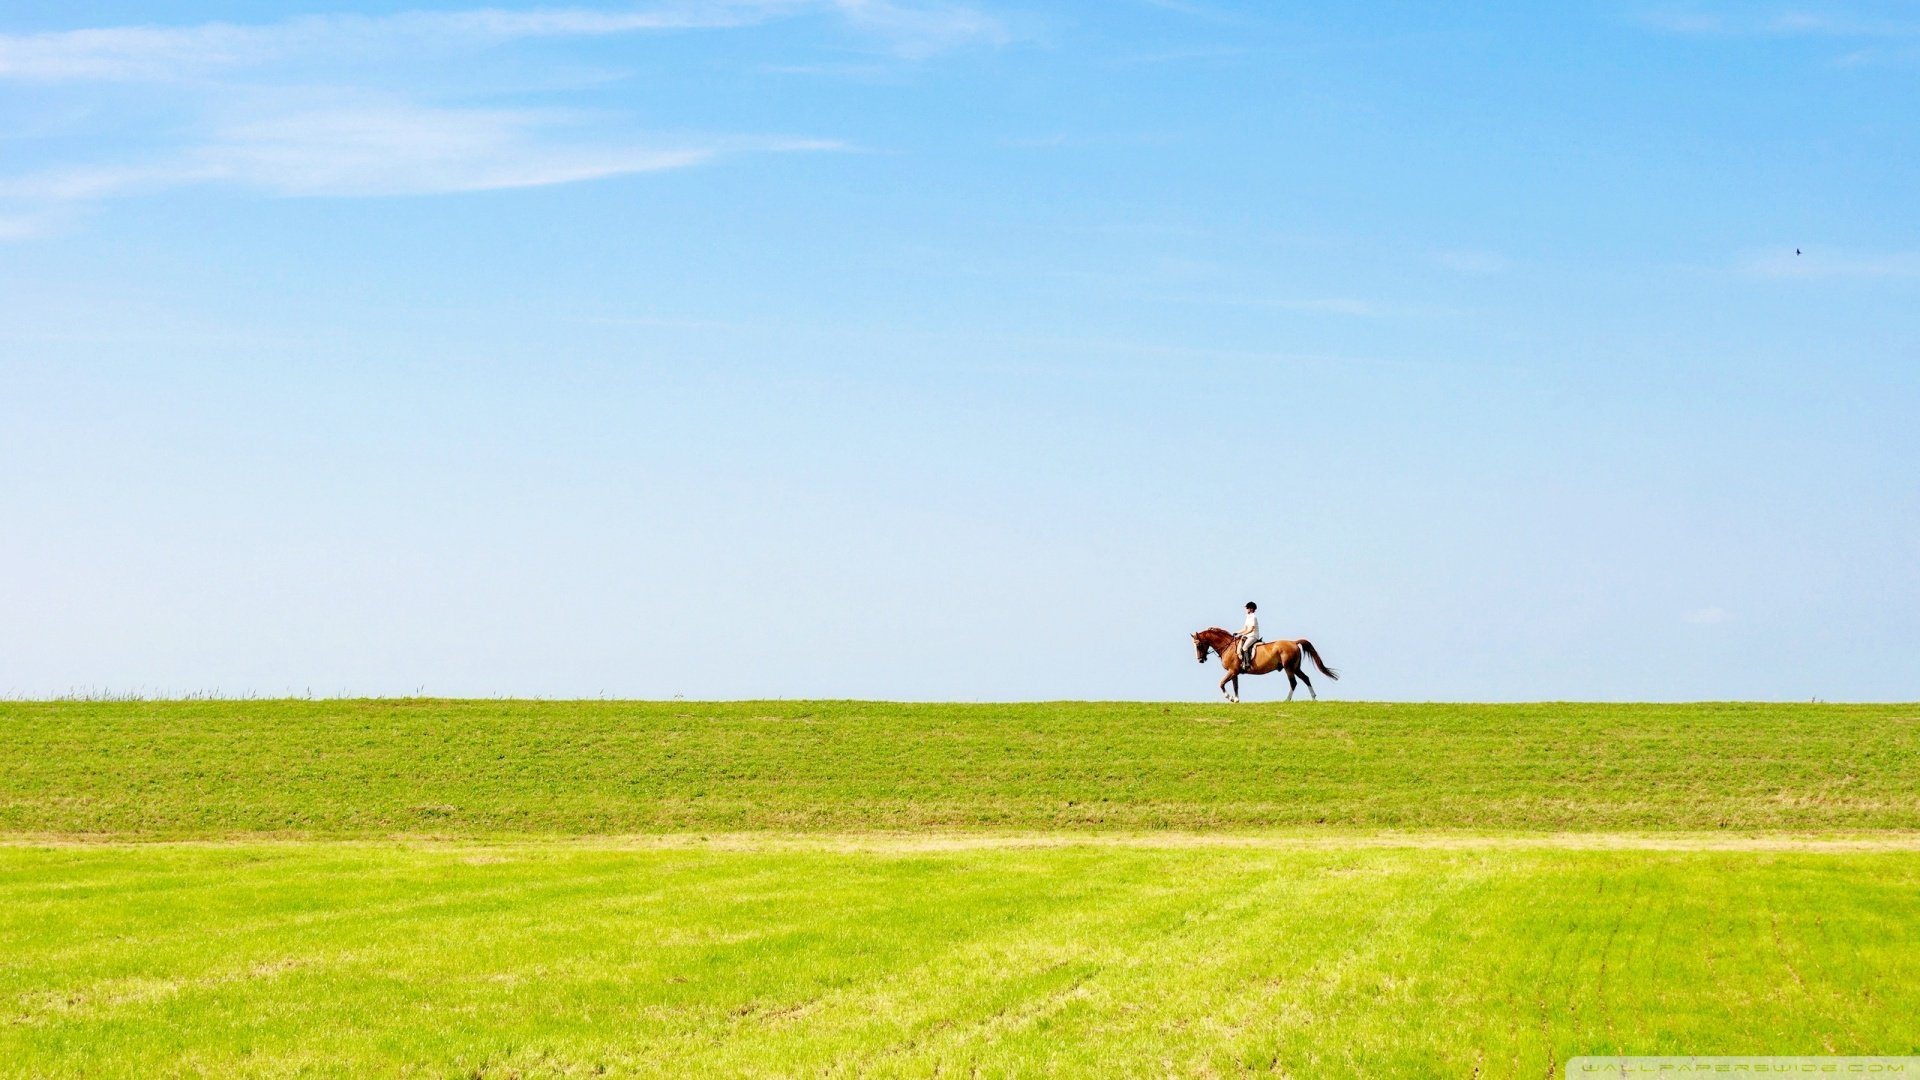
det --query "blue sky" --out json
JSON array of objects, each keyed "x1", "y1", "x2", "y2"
[{"x1": 2, "y1": 1, "x2": 1916, "y2": 701}]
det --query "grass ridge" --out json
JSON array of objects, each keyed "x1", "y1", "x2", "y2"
[{"x1": 6, "y1": 699, "x2": 1918, "y2": 836}]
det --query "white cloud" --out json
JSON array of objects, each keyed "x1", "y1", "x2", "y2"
[
  {"x1": 832, "y1": 0, "x2": 1008, "y2": 58},
  {"x1": 1638, "y1": 7, "x2": 1920, "y2": 39},
  {"x1": 1110, "y1": 45, "x2": 1249, "y2": 67},
  {"x1": 1639, "y1": 12, "x2": 1726, "y2": 34},
  {"x1": 0, "y1": 212, "x2": 53, "y2": 240},
  {"x1": 1640, "y1": 7, "x2": 1920, "y2": 64},
  {"x1": 0, "y1": 6, "x2": 782, "y2": 81},
  {"x1": 0, "y1": 22, "x2": 268, "y2": 81},
  {"x1": 1834, "y1": 43, "x2": 1920, "y2": 65},
  {"x1": 1737, "y1": 247, "x2": 1920, "y2": 280},
  {"x1": 0, "y1": 2, "x2": 1003, "y2": 82},
  {"x1": 1130, "y1": 0, "x2": 1258, "y2": 28},
  {"x1": 1173, "y1": 295, "x2": 1459, "y2": 319},
  {"x1": 0, "y1": 2, "x2": 968, "y2": 215},
  {"x1": 201, "y1": 106, "x2": 698, "y2": 197},
  {"x1": 1681, "y1": 607, "x2": 1733, "y2": 625},
  {"x1": 0, "y1": 103, "x2": 844, "y2": 200}
]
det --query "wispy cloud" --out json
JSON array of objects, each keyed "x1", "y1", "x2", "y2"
[
  {"x1": 1165, "y1": 295, "x2": 1458, "y2": 319},
  {"x1": 1628, "y1": 4, "x2": 1920, "y2": 58},
  {"x1": 0, "y1": 2, "x2": 1004, "y2": 82},
  {"x1": 832, "y1": 0, "x2": 1008, "y2": 58},
  {"x1": 1639, "y1": 12, "x2": 1727, "y2": 34},
  {"x1": 0, "y1": 103, "x2": 843, "y2": 200},
  {"x1": 0, "y1": 5, "x2": 779, "y2": 81},
  {"x1": 1109, "y1": 44, "x2": 1248, "y2": 67},
  {"x1": 0, "y1": 212, "x2": 53, "y2": 240},
  {"x1": 1640, "y1": 6, "x2": 1920, "y2": 63},
  {"x1": 0, "y1": 1, "x2": 994, "y2": 223},
  {"x1": 1638, "y1": 7, "x2": 1920, "y2": 39},
  {"x1": 1736, "y1": 247, "x2": 1920, "y2": 279},
  {"x1": 1130, "y1": 0, "x2": 1260, "y2": 28}
]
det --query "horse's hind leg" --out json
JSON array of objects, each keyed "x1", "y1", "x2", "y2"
[
  {"x1": 1285, "y1": 669, "x2": 1297, "y2": 701},
  {"x1": 1286, "y1": 654, "x2": 1316, "y2": 700}
]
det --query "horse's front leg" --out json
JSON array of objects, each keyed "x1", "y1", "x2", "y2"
[{"x1": 1219, "y1": 670, "x2": 1234, "y2": 701}]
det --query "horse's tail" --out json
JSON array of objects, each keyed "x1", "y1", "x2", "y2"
[{"x1": 1298, "y1": 639, "x2": 1339, "y2": 680}]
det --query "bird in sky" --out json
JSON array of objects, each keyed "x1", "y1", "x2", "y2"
[{"x1": 1796, "y1": 248, "x2": 1802, "y2": 255}]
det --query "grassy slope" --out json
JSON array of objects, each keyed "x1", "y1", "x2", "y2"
[
  {"x1": 6, "y1": 841, "x2": 1918, "y2": 1078},
  {"x1": 4, "y1": 700, "x2": 1918, "y2": 835}
]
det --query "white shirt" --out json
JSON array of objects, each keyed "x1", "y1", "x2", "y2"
[{"x1": 1241, "y1": 612, "x2": 1260, "y2": 639}]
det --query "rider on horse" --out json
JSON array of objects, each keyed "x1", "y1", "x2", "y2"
[{"x1": 1236, "y1": 601, "x2": 1261, "y2": 671}]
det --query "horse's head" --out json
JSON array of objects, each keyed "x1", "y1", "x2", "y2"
[{"x1": 1192, "y1": 627, "x2": 1234, "y2": 663}]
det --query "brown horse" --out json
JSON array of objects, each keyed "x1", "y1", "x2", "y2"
[{"x1": 1190, "y1": 627, "x2": 1339, "y2": 702}]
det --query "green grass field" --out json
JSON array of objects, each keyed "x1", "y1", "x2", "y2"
[
  {"x1": 6, "y1": 700, "x2": 1919, "y2": 834},
  {"x1": 6, "y1": 700, "x2": 1920, "y2": 1077}
]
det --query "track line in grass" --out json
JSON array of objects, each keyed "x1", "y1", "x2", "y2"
[{"x1": 9, "y1": 830, "x2": 1920, "y2": 851}]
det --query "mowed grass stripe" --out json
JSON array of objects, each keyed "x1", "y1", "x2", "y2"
[
  {"x1": 5, "y1": 700, "x2": 1919, "y2": 835},
  {"x1": 15, "y1": 833, "x2": 1920, "y2": 852},
  {"x1": 4, "y1": 843, "x2": 1918, "y2": 1077}
]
